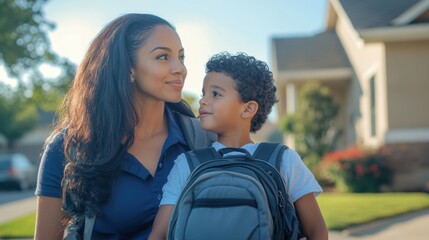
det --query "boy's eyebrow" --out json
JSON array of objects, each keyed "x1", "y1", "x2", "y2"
[
  {"x1": 150, "y1": 46, "x2": 185, "y2": 53},
  {"x1": 210, "y1": 84, "x2": 225, "y2": 92}
]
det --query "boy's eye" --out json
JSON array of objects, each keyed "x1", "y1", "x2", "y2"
[{"x1": 212, "y1": 91, "x2": 221, "y2": 97}]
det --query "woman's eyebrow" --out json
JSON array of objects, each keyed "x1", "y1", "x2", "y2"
[
  {"x1": 150, "y1": 47, "x2": 185, "y2": 53},
  {"x1": 150, "y1": 46, "x2": 171, "y2": 53}
]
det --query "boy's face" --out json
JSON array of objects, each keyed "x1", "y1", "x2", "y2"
[{"x1": 198, "y1": 72, "x2": 246, "y2": 135}]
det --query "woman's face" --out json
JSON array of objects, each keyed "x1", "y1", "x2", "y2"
[{"x1": 131, "y1": 25, "x2": 187, "y2": 103}]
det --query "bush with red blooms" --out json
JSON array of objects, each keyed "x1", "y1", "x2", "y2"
[{"x1": 322, "y1": 147, "x2": 391, "y2": 192}]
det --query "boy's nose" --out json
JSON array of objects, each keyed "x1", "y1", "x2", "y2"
[{"x1": 199, "y1": 97, "x2": 207, "y2": 105}]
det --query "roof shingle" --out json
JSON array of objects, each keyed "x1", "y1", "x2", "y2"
[
  {"x1": 273, "y1": 31, "x2": 350, "y2": 71},
  {"x1": 339, "y1": 0, "x2": 422, "y2": 29}
]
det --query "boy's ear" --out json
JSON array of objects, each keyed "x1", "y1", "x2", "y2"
[{"x1": 241, "y1": 101, "x2": 258, "y2": 119}]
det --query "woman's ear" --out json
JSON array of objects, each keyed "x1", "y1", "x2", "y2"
[
  {"x1": 241, "y1": 101, "x2": 258, "y2": 119},
  {"x1": 130, "y1": 68, "x2": 136, "y2": 83}
]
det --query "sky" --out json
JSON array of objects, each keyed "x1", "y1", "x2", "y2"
[
  {"x1": 40, "y1": 0, "x2": 327, "y2": 95},
  {"x1": 1, "y1": 0, "x2": 327, "y2": 119}
]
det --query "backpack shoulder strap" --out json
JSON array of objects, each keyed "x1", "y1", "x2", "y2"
[
  {"x1": 252, "y1": 142, "x2": 289, "y2": 171},
  {"x1": 174, "y1": 112, "x2": 217, "y2": 150},
  {"x1": 83, "y1": 216, "x2": 95, "y2": 240},
  {"x1": 185, "y1": 147, "x2": 221, "y2": 172}
]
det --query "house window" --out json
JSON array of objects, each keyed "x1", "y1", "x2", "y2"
[{"x1": 369, "y1": 75, "x2": 376, "y2": 137}]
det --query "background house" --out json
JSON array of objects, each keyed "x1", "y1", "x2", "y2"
[
  {"x1": 0, "y1": 109, "x2": 54, "y2": 165},
  {"x1": 272, "y1": 0, "x2": 429, "y2": 191}
]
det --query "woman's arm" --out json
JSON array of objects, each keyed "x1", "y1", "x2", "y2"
[
  {"x1": 148, "y1": 205, "x2": 175, "y2": 240},
  {"x1": 34, "y1": 196, "x2": 66, "y2": 240},
  {"x1": 294, "y1": 193, "x2": 328, "y2": 240}
]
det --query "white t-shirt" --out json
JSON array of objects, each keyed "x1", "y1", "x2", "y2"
[{"x1": 161, "y1": 141, "x2": 322, "y2": 205}]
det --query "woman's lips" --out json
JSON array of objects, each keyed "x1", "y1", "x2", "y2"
[{"x1": 166, "y1": 80, "x2": 184, "y2": 89}]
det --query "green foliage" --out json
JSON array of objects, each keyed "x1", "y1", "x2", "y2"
[
  {"x1": 0, "y1": 0, "x2": 75, "y2": 110},
  {"x1": 317, "y1": 193, "x2": 429, "y2": 230},
  {"x1": 183, "y1": 91, "x2": 199, "y2": 116},
  {"x1": 0, "y1": 0, "x2": 55, "y2": 78},
  {"x1": 0, "y1": 0, "x2": 75, "y2": 149},
  {"x1": 280, "y1": 114, "x2": 294, "y2": 134},
  {"x1": 30, "y1": 60, "x2": 75, "y2": 111},
  {"x1": 280, "y1": 82, "x2": 340, "y2": 169}
]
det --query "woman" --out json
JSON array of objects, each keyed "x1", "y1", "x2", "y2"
[{"x1": 34, "y1": 13, "x2": 214, "y2": 239}]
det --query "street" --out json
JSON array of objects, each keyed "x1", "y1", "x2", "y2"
[{"x1": 0, "y1": 189, "x2": 35, "y2": 205}]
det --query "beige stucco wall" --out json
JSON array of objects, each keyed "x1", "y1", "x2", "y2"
[
  {"x1": 334, "y1": 15, "x2": 388, "y2": 149},
  {"x1": 385, "y1": 40, "x2": 429, "y2": 129}
]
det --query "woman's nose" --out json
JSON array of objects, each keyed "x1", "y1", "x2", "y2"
[{"x1": 172, "y1": 59, "x2": 186, "y2": 75}]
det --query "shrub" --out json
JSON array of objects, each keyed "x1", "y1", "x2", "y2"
[{"x1": 323, "y1": 147, "x2": 391, "y2": 192}]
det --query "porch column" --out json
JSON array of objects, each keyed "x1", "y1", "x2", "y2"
[
  {"x1": 286, "y1": 83, "x2": 297, "y2": 114},
  {"x1": 285, "y1": 83, "x2": 297, "y2": 148}
]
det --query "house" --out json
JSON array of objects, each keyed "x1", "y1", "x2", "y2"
[
  {"x1": 0, "y1": 109, "x2": 55, "y2": 165},
  {"x1": 271, "y1": 0, "x2": 429, "y2": 191}
]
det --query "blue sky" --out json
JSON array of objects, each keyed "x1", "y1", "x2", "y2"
[
  {"x1": 39, "y1": 0, "x2": 327, "y2": 96},
  {"x1": 1, "y1": 0, "x2": 327, "y2": 105}
]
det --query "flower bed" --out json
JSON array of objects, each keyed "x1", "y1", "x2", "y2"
[{"x1": 322, "y1": 147, "x2": 391, "y2": 192}]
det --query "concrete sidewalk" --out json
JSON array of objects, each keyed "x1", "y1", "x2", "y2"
[
  {"x1": 0, "y1": 196, "x2": 36, "y2": 225},
  {"x1": 329, "y1": 208, "x2": 429, "y2": 239}
]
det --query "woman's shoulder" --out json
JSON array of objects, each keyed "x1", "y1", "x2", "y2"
[{"x1": 45, "y1": 130, "x2": 66, "y2": 150}]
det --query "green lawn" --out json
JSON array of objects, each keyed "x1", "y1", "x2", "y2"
[
  {"x1": 317, "y1": 192, "x2": 429, "y2": 230},
  {"x1": 1, "y1": 193, "x2": 429, "y2": 238},
  {"x1": 0, "y1": 212, "x2": 35, "y2": 239}
]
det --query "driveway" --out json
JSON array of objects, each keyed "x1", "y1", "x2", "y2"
[{"x1": 329, "y1": 208, "x2": 429, "y2": 239}]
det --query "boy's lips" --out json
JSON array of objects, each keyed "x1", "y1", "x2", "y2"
[{"x1": 198, "y1": 110, "x2": 211, "y2": 118}]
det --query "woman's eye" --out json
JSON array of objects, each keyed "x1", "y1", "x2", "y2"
[
  {"x1": 179, "y1": 55, "x2": 185, "y2": 61},
  {"x1": 156, "y1": 54, "x2": 168, "y2": 60}
]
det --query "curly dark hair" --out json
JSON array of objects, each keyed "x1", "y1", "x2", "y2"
[{"x1": 205, "y1": 52, "x2": 278, "y2": 133}]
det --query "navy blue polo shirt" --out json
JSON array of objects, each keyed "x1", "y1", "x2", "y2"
[{"x1": 35, "y1": 107, "x2": 190, "y2": 239}]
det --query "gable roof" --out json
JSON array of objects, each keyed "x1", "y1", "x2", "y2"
[
  {"x1": 273, "y1": 31, "x2": 350, "y2": 72},
  {"x1": 338, "y1": 0, "x2": 424, "y2": 29}
]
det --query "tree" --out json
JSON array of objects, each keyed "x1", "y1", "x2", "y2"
[
  {"x1": 0, "y1": 0, "x2": 56, "y2": 79},
  {"x1": 280, "y1": 82, "x2": 340, "y2": 171},
  {"x1": 0, "y1": 0, "x2": 75, "y2": 148},
  {"x1": 30, "y1": 59, "x2": 75, "y2": 111}
]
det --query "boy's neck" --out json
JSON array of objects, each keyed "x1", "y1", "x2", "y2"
[{"x1": 217, "y1": 133, "x2": 253, "y2": 148}]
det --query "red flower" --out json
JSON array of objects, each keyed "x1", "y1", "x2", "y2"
[
  {"x1": 354, "y1": 163, "x2": 365, "y2": 177},
  {"x1": 323, "y1": 147, "x2": 365, "y2": 162},
  {"x1": 369, "y1": 164, "x2": 380, "y2": 178}
]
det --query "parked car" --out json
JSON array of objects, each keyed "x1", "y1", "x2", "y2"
[{"x1": 0, "y1": 153, "x2": 37, "y2": 190}]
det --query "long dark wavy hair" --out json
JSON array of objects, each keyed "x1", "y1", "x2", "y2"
[{"x1": 48, "y1": 13, "x2": 181, "y2": 217}]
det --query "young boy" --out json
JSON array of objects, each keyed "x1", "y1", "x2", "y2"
[{"x1": 149, "y1": 52, "x2": 328, "y2": 240}]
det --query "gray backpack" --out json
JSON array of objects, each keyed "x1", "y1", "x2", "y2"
[{"x1": 168, "y1": 142, "x2": 302, "y2": 240}]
